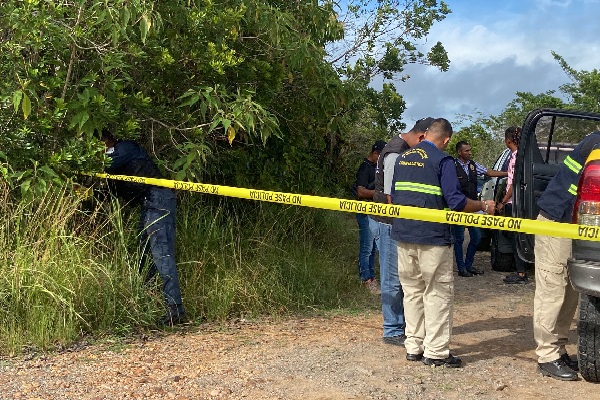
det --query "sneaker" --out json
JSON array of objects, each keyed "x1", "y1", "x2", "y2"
[
  {"x1": 457, "y1": 270, "x2": 473, "y2": 277},
  {"x1": 383, "y1": 334, "x2": 406, "y2": 347},
  {"x1": 363, "y1": 278, "x2": 381, "y2": 294},
  {"x1": 503, "y1": 274, "x2": 528, "y2": 284},
  {"x1": 422, "y1": 354, "x2": 463, "y2": 368}
]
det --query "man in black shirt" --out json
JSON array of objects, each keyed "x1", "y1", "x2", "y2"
[
  {"x1": 354, "y1": 140, "x2": 386, "y2": 292},
  {"x1": 100, "y1": 129, "x2": 186, "y2": 326}
]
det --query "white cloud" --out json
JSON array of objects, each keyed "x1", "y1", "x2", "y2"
[
  {"x1": 422, "y1": 5, "x2": 600, "y2": 74},
  {"x1": 535, "y1": 0, "x2": 572, "y2": 7},
  {"x1": 427, "y1": 24, "x2": 537, "y2": 70}
]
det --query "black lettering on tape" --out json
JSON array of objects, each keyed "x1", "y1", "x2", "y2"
[
  {"x1": 579, "y1": 226, "x2": 600, "y2": 239},
  {"x1": 508, "y1": 219, "x2": 521, "y2": 230}
]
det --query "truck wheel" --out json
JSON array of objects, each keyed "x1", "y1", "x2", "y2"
[
  {"x1": 578, "y1": 294, "x2": 600, "y2": 382},
  {"x1": 490, "y1": 235, "x2": 515, "y2": 272}
]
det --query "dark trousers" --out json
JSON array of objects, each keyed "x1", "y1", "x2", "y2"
[
  {"x1": 139, "y1": 187, "x2": 184, "y2": 311},
  {"x1": 504, "y1": 203, "x2": 527, "y2": 274}
]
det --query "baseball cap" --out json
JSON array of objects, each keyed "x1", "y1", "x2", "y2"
[
  {"x1": 372, "y1": 140, "x2": 387, "y2": 153},
  {"x1": 410, "y1": 117, "x2": 434, "y2": 133}
]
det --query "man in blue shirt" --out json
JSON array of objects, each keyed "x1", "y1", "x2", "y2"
[{"x1": 391, "y1": 119, "x2": 496, "y2": 368}]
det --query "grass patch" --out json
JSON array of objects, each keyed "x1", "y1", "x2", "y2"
[{"x1": 0, "y1": 183, "x2": 376, "y2": 354}]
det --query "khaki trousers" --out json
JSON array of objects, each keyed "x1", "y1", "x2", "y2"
[
  {"x1": 533, "y1": 214, "x2": 579, "y2": 363},
  {"x1": 397, "y1": 241, "x2": 454, "y2": 359}
]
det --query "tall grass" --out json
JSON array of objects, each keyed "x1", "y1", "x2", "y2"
[{"x1": 0, "y1": 183, "x2": 370, "y2": 353}]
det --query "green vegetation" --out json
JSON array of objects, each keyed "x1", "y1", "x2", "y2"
[
  {"x1": 3, "y1": 0, "x2": 598, "y2": 355},
  {"x1": 0, "y1": 1, "x2": 450, "y2": 353},
  {"x1": 0, "y1": 182, "x2": 374, "y2": 353}
]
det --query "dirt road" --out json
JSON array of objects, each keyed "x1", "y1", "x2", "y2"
[{"x1": 0, "y1": 252, "x2": 597, "y2": 399}]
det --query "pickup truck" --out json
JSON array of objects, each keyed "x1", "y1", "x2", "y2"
[{"x1": 513, "y1": 108, "x2": 600, "y2": 382}]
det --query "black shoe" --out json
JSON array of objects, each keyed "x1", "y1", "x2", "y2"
[
  {"x1": 560, "y1": 353, "x2": 579, "y2": 372},
  {"x1": 158, "y1": 304, "x2": 186, "y2": 327},
  {"x1": 383, "y1": 334, "x2": 406, "y2": 347},
  {"x1": 538, "y1": 359, "x2": 578, "y2": 381},
  {"x1": 503, "y1": 274, "x2": 528, "y2": 284},
  {"x1": 406, "y1": 353, "x2": 423, "y2": 362},
  {"x1": 422, "y1": 354, "x2": 462, "y2": 368},
  {"x1": 467, "y1": 267, "x2": 484, "y2": 275},
  {"x1": 457, "y1": 270, "x2": 473, "y2": 277}
]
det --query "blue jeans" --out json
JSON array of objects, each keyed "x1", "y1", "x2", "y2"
[
  {"x1": 356, "y1": 213, "x2": 377, "y2": 281},
  {"x1": 369, "y1": 217, "x2": 405, "y2": 338},
  {"x1": 453, "y1": 225, "x2": 481, "y2": 272},
  {"x1": 139, "y1": 187, "x2": 185, "y2": 313}
]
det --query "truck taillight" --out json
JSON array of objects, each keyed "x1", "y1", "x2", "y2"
[{"x1": 574, "y1": 161, "x2": 600, "y2": 225}]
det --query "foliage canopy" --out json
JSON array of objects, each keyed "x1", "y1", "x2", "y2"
[{"x1": 0, "y1": 0, "x2": 450, "y2": 196}]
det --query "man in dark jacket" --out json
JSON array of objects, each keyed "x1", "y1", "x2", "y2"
[
  {"x1": 100, "y1": 129, "x2": 186, "y2": 326},
  {"x1": 453, "y1": 141, "x2": 507, "y2": 277}
]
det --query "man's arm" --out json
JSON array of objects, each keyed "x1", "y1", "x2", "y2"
[
  {"x1": 440, "y1": 158, "x2": 495, "y2": 214},
  {"x1": 485, "y1": 169, "x2": 508, "y2": 178},
  {"x1": 383, "y1": 153, "x2": 399, "y2": 203},
  {"x1": 356, "y1": 186, "x2": 375, "y2": 199},
  {"x1": 473, "y1": 160, "x2": 507, "y2": 178}
]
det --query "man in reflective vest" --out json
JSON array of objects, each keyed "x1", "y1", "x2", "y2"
[
  {"x1": 533, "y1": 131, "x2": 600, "y2": 381},
  {"x1": 391, "y1": 118, "x2": 495, "y2": 368}
]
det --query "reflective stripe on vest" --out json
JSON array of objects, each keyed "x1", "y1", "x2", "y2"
[
  {"x1": 394, "y1": 181, "x2": 443, "y2": 196},
  {"x1": 568, "y1": 183, "x2": 578, "y2": 196},
  {"x1": 564, "y1": 156, "x2": 582, "y2": 175}
]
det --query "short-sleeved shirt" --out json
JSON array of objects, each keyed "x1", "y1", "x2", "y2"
[{"x1": 356, "y1": 158, "x2": 377, "y2": 191}]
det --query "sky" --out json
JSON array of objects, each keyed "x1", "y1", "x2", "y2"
[{"x1": 380, "y1": 0, "x2": 600, "y2": 128}]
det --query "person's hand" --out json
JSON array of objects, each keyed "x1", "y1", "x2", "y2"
[
  {"x1": 484, "y1": 200, "x2": 496, "y2": 215},
  {"x1": 496, "y1": 202, "x2": 504, "y2": 213}
]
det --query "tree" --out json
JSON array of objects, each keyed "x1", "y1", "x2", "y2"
[
  {"x1": 0, "y1": 0, "x2": 451, "y2": 198},
  {"x1": 553, "y1": 51, "x2": 600, "y2": 113},
  {"x1": 330, "y1": 0, "x2": 451, "y2": 133}
]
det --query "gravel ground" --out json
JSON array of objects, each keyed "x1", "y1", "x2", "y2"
[{"x1": 0, "y1": 252, "x2": 597, "y2": 400}]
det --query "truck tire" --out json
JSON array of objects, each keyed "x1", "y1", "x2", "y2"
[
  {"x1": 578, "y1": 293, "x2": 600, "y2": 382},
  {"x1": 490, "y1": 235, "x2": 515, "y2": 272}
]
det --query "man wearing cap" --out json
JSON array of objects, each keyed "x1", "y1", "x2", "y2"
[
  {"x1": 354, "y1": 140, "x2": 387, "y2": 292},
  {"x1": 391, "y1": 118, "x2": 495, "y2": 368},
  {"x1": 369, "y1": 118, "x2": 431, "y2": 347},
  {"x1": 453, "y1": 141, "x2": 507, "y2": 277}
]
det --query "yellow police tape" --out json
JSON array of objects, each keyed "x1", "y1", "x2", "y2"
[{"x1": 95, "y1": 173, "x2": 600, "y2": 242}]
